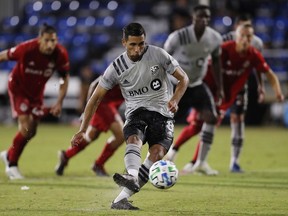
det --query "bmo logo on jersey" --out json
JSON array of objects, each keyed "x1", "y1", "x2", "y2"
[
  {"x1": 128, "y1": 79, "x2": 162, "y2": 96},
  {"x1": 150, "y1": 79, "x2": 162, "y2": 91}
]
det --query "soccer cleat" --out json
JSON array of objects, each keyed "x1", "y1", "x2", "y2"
[
  {"x1": 192, "y1": 161, "x2": 219, "y2": 176},
  {"x1": 6, "y1": 166, "x2": 24, "y2": 180},
  {"x1": 165, "y1": 147, "x2": 177, "y2": 162},
  {"x1": 55, "y1": 150, "x2": 68, "y2": 176},
  {"x1": 180, "y1": 162, "x2": 194, "y2": 175},
  {"x1": 92, "y1": 163, "x2": 109, "y2": 177},
  {"x1": 182, "y1": 161, "x2": 219, "y2": 176},
  {"x1": 113, "y1": 173, "x2": 140, "y2": 193},
  {"x1": 111, "y1": 198, "x2": 139, "y2": 210},
  {"x1": 230, "y1": 162, "x2": 244, "y2": 173},
  {"x1": 0, "y1": 150, "x2": 9, "y2": 171}
]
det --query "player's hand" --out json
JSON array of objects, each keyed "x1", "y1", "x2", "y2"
[
  {"x1": 50, "y1": 103, "x2": 62, "y2": 117},
  {"x1": 71, "y1": 131, "x2": 85, "y2": 147},
  {"x1": 276, "y1": 93, "x2": 285, "y2": 102},
  {"x1": 257, "y1": 87, "x2": 265, "y2": 103},
  {"x1": 168, "y1": 100, "x2": 178, "y2": 113},
  {"x1": 215, "y1": 89, "x2": 225, "y2": 106}
]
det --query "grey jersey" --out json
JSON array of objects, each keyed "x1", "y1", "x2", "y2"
[
  {"x1": 99, "y1": 45, "x2": 179, "y2": 119},
  {"x1": 164, "y1": 24, "x2": 222, "y2": 87},
  {"x1": 222, "y1": 31, "x2": 263, "y2": 51}
]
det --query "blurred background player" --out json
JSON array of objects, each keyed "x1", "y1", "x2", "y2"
[
  {"x1": 55, "y1": 76, "x2": 124, "y2": 177},
  {"x1": 0, "y1": 23, "x2": 70, "y2": 180},
  {"x1": 164, "y1": 5, "x2": 224, "y2": 175},
  {"x1": 166, "y1": 13, "x2": 265, "y2": 173},
  {"x1": 179, "y1": 24, "x2": 284, "y2": 174}
]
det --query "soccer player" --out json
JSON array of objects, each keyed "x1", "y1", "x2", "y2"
[
  {"x1": 167, "y1": 13, "x2": 265, "y2": 173},
  {"x1": 71, "y1": 22, "x2": 188, "y2": 210},
  {"x1": 55, "y1": 76, "x2": 124, "y2": 177},
  {"x1": 164, "y1": 5, "x2": 224, "y2": 175},
  {"x1": 0, "y1": 24, "x2": 70, "y2": 180},
  {"x1": 180, "y1": 23, "x2": 284, "y2": 174}
]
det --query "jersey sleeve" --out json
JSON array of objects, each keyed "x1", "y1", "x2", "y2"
[
  {"x1": 99, "y1": 63, "x2": 118, "y2": 90},
  {"x1": 157, "y1": 47, "x2": 180, "y2": 75},
  {"x1": 56, "y1": 46, "x2": 70, "y2": 76},
  {"x1": 211, "y1": 32, "x2": 223, "y2": 57},
  {"x1": 163, "y1": 31, "x2": 180, "y2": 55},
  {"x1": 252, "y1": 49, "x2": 270, "y2": 72},
  {"x1": 7, "y1": 43, "x2": 26, "y2": 61}
]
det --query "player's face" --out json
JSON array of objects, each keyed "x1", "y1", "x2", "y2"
[
  {"x1": 38, "y1": 33, "x2": 58, "y2": 55},
  {"x1": 235, "y1": 26, "x2": 254, "y2": 52},
  {"x1": 193, "y1": 9, "x2": 211, "y2": 29},
  {"x1": 122, "y1": 35, "x2": 146, "y2": 62}
]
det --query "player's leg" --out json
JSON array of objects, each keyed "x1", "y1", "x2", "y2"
[
  {"x1": 112, "y1": 111, "x2": 172, "y2": 210},
  {"x1": 229, "y1": 89, "x2": 247, "y2": 172},
  {"x1": 189, "y1": 84, "x2": 219, "y2": 175},
  {"x1": 55, "y1": 125, "x2": 100, "y2": 176},
  {"x1": 92, "y1": 117, "x2": 124, "y2": 176},
  {"x1": 1, "y1": 114, "x2": 38, "y2": 180},
  {"x1": 166, "y1": 109, "x2": 203, "y2": 161}
]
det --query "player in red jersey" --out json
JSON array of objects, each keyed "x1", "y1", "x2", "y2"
[
  {"x1": 0, "y1": 24, "x2": 70, "y2": 180},
  {"x1": 55, "y1": 76, "x2": 125, "y2": 177},
  {"x1": 169, "y1": 24, "x2": 284, "y2": 175}
]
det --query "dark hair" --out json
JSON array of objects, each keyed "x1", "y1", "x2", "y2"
[
  {"x1": 193, "y1": 4, "x2": 210, "y2": 13},
  {"x1": 235, "y1": 13, "x2": 252, "y2": 24},
  {"x1": 122, "y1": 22, "x2": 146, "y2": 40},
  {"x1": 39, "y1": 23, "x2": 57, "y2": 36}
]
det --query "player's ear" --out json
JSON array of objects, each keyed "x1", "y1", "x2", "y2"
[{"x1": 121, "y1": 38, "x2": 126, "y2": 47}]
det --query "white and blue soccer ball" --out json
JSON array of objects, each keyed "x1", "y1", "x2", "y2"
[{"x1": 149, "y1": 160, "x2": 179, "y2": 189}]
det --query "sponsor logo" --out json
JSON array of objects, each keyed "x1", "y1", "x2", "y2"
[
  {"x1": 150, "y1": 79, "x2": 162, "y2": 91},
  {"x1": 128, "y1": 87, "x2": 149, "y2": 96}
]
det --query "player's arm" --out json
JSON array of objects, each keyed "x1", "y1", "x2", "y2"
[
  {"x1": 254, "y1": 71, "x2": 265, "y2": 103},
  {"x1": 0, "y1": 50, "x2": 9, "y2": 62},
  {"x1": 168, "y1": 67, "x2": 189, "y2": 113},
  {"x1": 49, "y1": 74, "x2": 69, "y2": 117},
  {"x1": 211, "y1": 46, "x2": 224, "y2": 102},
  {"x1": 71, "y1": 85, "x2": 108, "y2": 146},
  {"x1": 87, "y1": 76, "x2": 101, "y2": 101},
  {"x1": 264, "y1": 69, "x2": 284, "y2": 102}
]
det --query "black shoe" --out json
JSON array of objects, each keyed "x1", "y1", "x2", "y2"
[
  {"x1": 92, "y1": 164, "x2": 109, "y2": 177},
  {"x1": 113, "y1": 173, "x2": 140, "y2": 193},
  {"x1": 111, "y1": 198, "x2": 139, "y2": 210},
  {"x1": 55, "y1": 150, "x2": 68, "y2": 176}
]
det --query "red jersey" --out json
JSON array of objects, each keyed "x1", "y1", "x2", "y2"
[
  {"x1": 7, "y1": 39, "x2": 70, "y2": 100},
  {"x1": 205, "y1": 41, "x2": 270, "y2": 111},
  {"x1": 101, "y1": 84, "x2": 123, "y2": 104}
]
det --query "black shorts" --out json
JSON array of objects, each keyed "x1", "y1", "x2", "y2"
[
  {"x1": 123, "y1": 108, "x2": 174, "y2": 151},
  {"x1": 230, "y1": 85, "x2": 248, "y2": 115},
  {"x1": 175, "y1": 83, "x2": 217, "y2": 121}
]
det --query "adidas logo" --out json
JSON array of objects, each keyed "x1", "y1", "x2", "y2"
[{"x1": 123, "y1": 79, "x2": 130, "y2": 84}]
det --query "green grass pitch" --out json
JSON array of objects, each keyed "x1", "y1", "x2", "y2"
[{"x1": 0, "y1": 124, "x2": 288, "y2": 215}]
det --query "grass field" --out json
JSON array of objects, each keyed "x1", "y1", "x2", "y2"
[{"x1": 0, "y1": 124, "x2": 287, "y2": 215}]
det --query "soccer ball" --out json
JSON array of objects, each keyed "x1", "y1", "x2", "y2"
[{"x1": 149, "y1": 160, "x2": 178, "y2": 189}]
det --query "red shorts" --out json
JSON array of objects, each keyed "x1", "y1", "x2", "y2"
[
  {"x1": 8, "y1": 84, "x2": 44, "y2": 119},
  {"x1": 90, "y1": 100, "x2": 123, "y2": 132}
]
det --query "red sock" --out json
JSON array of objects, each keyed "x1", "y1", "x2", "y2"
[
  {"x1": 173, "y1": 121, "x2": 203, "y2": 150},
  {"x1": 95, "y1": 143, "x2": 116, "y2": 166},
  {"x1": 191, "y1": 140, "x2": 201, "y2": 163},
  {"x1": 8, "y1": 132, "x2": 29, "y2": 166},
  {"x1": 65, "y1": 139, "x2": 89, "y2": 159}
]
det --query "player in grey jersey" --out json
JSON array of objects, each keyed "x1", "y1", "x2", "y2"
[
  {"x1": 164, "y1": 5, "x2": 224, "y2": 175},
  {"x1": 71, "y1": 23, "x2": 188, "y2": 210},
  {"x1": 222, "y1": 14, "x2": 265, "y2": 172}
]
